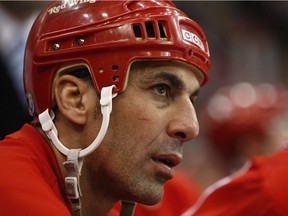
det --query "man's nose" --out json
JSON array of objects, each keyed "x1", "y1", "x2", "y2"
[{"x1": 167, "y1": 99, "x2": 199, "y2": 142}]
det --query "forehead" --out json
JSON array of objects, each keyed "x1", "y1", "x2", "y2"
[{"x1": 128, "y1": 60, "x2": 203, "y2": 85}]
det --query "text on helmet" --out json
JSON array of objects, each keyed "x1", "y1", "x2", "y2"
[
  {"x1": 182, "y1": 30, "x2": 205, "y2": 52},
  {"x1": 48, "y1": 0, "x2": 97, "y2": 15}
]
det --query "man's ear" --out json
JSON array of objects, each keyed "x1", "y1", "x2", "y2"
[{"x1": 53, "y1": 74, "x2": 95, "y2": 125}]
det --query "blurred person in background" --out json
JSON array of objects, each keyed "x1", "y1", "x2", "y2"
[
  {"x1": 182, "y1": 82, "x2": 288, "y2": 215},
  {"x1": 202, "y1": 82, "x2": 288, "y2": 175}
]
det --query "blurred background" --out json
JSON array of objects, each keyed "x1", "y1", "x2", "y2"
[
  {"x1": 1, "y1": 1, "x2": 288, "y2": 191},
  {"x1": 174, "y1": 1, "x2": 288, "y2": 103}
]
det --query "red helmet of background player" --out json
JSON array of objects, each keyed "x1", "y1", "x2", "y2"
[
  {"x1": 201, "y1": 82, "x2": 288, "y2": 157},
  {"x1": 24, "y1": 0, "x2": 211, "y2": 122}
]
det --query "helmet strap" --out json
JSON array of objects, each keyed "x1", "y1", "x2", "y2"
[
  {"x1": 63, "y1": 148, "x2": 83, "y2": 216},
  {"x1": 39, "y1": 85, "x2": 117, "y2": 157},
  {"x1": 39, "y1": 85, "x2": 117, "y2": 216},
  {"x1": 120, "y1": 200, "x2": 136, "y2": 216}
]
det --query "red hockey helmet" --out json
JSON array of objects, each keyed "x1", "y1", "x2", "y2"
[{"x1": 24, "y1": 0, "x2": 211, "y2": 121}]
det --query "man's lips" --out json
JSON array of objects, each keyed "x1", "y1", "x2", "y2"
[
  {"x1": 152, "y1": 153, "x2": 182, "y2": 168},
  {"x1": 151, "y1": 152, "x2": 182, "y2": 180}
]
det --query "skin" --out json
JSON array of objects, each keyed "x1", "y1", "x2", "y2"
[{"x1": 45, "y1": 60, "x2": 203, "y2": 216}]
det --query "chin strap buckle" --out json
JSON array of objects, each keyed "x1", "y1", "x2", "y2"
[{"x1": 63, "y1": 149, "x2": 83, "y2": 216}]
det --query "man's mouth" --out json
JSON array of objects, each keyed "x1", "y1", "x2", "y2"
[
  {"x1": 152, "y1": 153, "x2": 182, "y2": 168},
  {"x1": 151, "y1": 153, "x2": 182, "y2": 180}
]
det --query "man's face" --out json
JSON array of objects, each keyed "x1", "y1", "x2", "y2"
[{"x1": 88, "y1": 60, "x2": 202, "y2": 205}]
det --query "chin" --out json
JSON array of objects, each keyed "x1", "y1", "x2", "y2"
[
  {"x1": 133, "y1": 188, "x2": 164, "y2": 206},
  {"x1": 141, "y1": 197, "x2": 163, "y2": 206}
]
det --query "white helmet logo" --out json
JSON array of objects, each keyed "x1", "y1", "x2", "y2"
[{"x1": 182, "y1": 29, "x2": 205, "y2": 52}]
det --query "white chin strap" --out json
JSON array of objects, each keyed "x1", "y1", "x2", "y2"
[
  {"x1": 39, "y1": 85, "x2": 118, "y2": 216},
  {"x1": 39, "y1": 85, "x2": 117, "y2": 158}
]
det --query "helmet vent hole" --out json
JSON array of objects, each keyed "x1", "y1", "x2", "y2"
[
  {"x1": 112, "y1": 65, "x2": 119, "y2": 71},
  {"x1": 145, "y1": 22, "x2": 155, "y2": 39},
  {"x1": 158, "y1": 21, "x2": 167, "y2": 39},
  {"x1": 188, "y1": 49, "x2": 192, "y2": 56},
  {"x1": 113, "y1": 76, "x2": 120, "y2": 82},
  {"x1": 133, "y1": 24, "x2": 143, "y2": 40}
]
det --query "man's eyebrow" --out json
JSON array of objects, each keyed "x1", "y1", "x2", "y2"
[{"x1": 152, "y1": 71, "x2": 184, "y2": 90}]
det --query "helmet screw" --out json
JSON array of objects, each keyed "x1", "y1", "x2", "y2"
[
  {"x1": 77, "y1": 38, "x2": 85, "y2": 45},
  {"x1": 52, "y1": 43, "x2": 60, "y2": 50}
]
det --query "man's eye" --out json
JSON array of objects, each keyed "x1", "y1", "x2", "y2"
[{"x1": 153, "y1": 84, "x2": 169, "y2": 96}]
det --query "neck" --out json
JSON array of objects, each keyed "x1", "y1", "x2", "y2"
[
  {"x1": 53, "y1": 146, "x2": 117, "y2": 215},
  {"x1": 80, "y1": 164, "x2": 118, "y2": 216}
]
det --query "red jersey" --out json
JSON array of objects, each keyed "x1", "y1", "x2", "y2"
[
  {"x1": 0, "y1": 124, "x2": 71, "y2": 215},
  {"x1": 182, "y1": 149, "x2": 288, "y2": 216},
  {"x1": 109, "y1": 170, "x2": 201, "y2": 216}
]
